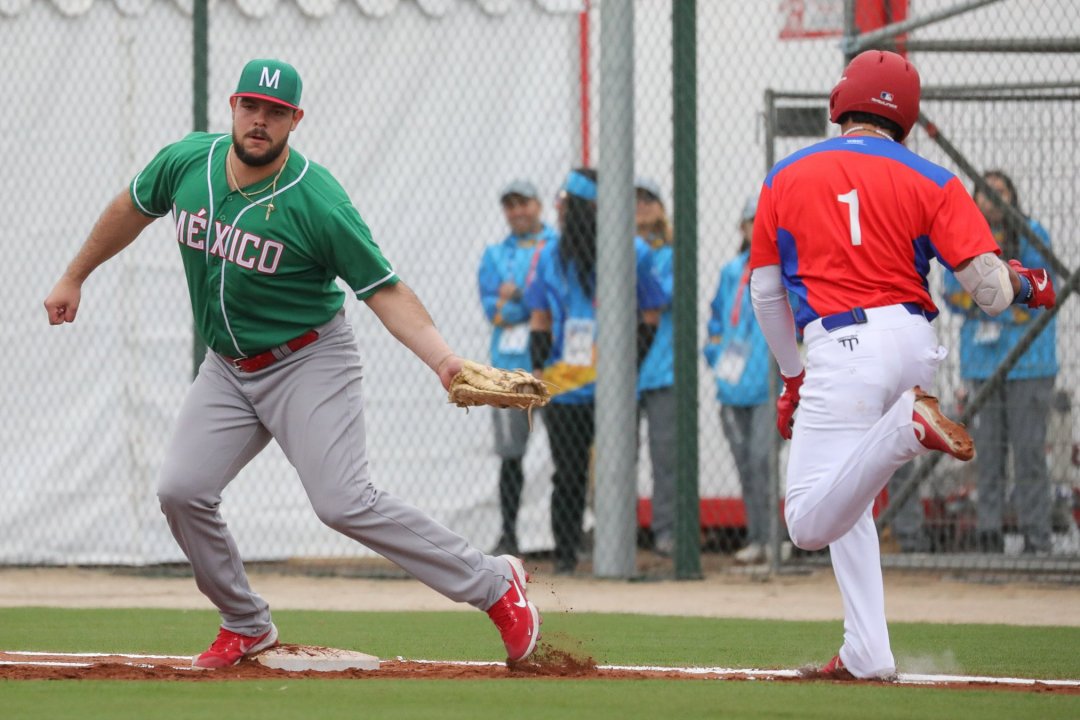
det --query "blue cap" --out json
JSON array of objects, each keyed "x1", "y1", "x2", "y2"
[
  {"x1": 499, "y1": 179, "x2": 539, "y2": 201},
  {"x1": 634, "y1": 176, "x2": 664, "y2": 206}
]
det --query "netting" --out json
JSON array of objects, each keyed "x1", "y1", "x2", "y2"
[{"x1": 4, "y1": 0, "x2": 1078, "y2": 578}]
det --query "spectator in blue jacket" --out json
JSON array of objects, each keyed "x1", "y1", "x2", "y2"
[
  {"x1": 634, "y1": 177, "x2": 677, "y2": 557},
  {"x1": 526, "y1": 168, "x2": 666, "y2": 574},
  {"x1": 704, "y1": 196, "x2": 775, "y2": 564},
  {"x1": 943, "y1": 170, "x2": 1058, "y2": 554},
  {"x1": 478, "y1": 179, "x2": 559, "y2": 556}
]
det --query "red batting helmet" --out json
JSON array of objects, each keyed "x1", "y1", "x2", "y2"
[{"x1": 829, "y1": 50, "x2": 921, "y2": 141}]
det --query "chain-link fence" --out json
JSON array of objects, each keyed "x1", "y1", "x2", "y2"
[{"x1": 4, "y1": 0, "x2": 1078, "y2": 580}]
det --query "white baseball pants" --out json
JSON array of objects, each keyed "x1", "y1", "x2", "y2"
[{"x1": 786, "y1": 304, "x2": 946, "y2": 679}]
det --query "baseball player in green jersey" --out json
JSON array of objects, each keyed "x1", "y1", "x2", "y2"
[{"x1": 43, "y1": 58, "x2": 540, "y2": 668}]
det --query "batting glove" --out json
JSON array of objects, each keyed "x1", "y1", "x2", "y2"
[
  {"x1": 776, "y1": 370, "x2": 805, "y2": 440},
  {"x1": 1008, "y1": 259, "x2": 1056, "y2": 309}
]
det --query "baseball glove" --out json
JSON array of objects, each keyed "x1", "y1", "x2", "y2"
[{"x1": 448, "y1": 360, "x2": 550, "y2": 413}]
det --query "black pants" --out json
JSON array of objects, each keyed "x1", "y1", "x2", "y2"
[
  {"x1": 498, "y1": 458, "x2": 524, "y2": 547},
  {"x1": 544, "y1": 402, "x2": 595, "y2": 570}
]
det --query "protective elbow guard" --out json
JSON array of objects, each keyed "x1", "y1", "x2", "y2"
[{"x1": 955, "y1": 253, "x2": 1014, "y2": 317}]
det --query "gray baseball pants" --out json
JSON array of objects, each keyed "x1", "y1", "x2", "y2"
[
  {"x1": 719, "y1": 402, "x2": 773, "y2": 545},
  {"x1": 970, "y1": 376, "x2": 1054, "y2": 553},
  {"x1": 642, "y1": 386, "x2": 678, "y2": 544},
  {"x1": 158, "y1": 312, "x2": 511, "y2": 636}
]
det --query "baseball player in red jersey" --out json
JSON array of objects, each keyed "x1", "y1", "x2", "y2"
[
  {"x1": 43, "y1": 59, "x2": 539, "y2": 668},
  {"x1": 749, "y1": 51, "x2": 1056, "y2": 679}
]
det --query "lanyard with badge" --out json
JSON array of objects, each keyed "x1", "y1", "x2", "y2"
[
  {"x1": 715, "y1": 265, "x2": 751, "y2": 384},
  {"x1": 562, "y1": 264, "x2": 598, "y2": 368},
  {"x1": 498, "y1": 235, "x2": 546, "y2": 354}
]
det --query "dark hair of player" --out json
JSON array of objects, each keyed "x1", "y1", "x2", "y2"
[
  {"x1": 836, "y1": 111, "x2": 904, "y2": 142},
  {"x1": 558, "y1": 167, "x2": 599, "y2": 298},
  {"x1": 976, "y1": 170, "x2": 1026, "y2": 258}
]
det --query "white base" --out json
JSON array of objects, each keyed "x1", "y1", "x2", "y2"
[{"x1": 256, "y1": 646, "x2": 380, "y2": 672}]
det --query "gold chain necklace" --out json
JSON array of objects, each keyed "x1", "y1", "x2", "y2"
[{"x1": 227, "y1": 147, "x2": 290, "y2": 220}]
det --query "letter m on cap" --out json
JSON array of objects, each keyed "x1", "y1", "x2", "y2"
[{"x1": 259, "y1": 67, "x2": 281, "y2": 89}]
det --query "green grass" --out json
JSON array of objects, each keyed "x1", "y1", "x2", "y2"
[
  {"x1": 2, "y1": 608, "x2": 1078, "y2": 720},
  {"x1": 6, "y1": 680, "x2": 1078, "y2": 720}
]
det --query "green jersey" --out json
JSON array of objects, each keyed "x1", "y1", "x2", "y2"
[{"x1": 130, "y1": 132, "x2": 399, "y2": 356}]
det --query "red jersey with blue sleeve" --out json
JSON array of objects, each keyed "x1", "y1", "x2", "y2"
[{"x1": 749, "y1": 135, "x2": 999, "y2": 330}]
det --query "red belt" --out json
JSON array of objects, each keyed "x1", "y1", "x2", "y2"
[{"x1": 225, "y1": 330, "x2": 320, "y2": 373}]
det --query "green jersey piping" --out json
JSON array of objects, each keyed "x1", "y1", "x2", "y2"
[
  {"x1": 355, "y1": 270, "x2": 397, "y2": 296},
  {"x1": 130, "y1": 173, "x2": 170, "y2": 218}
]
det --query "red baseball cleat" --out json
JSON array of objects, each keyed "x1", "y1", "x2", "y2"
[
  {"x1": 911, "y1": 386, "x2": 974, "y2": 461},
  {"x1": 822, "y1": 654, "x2": 855, "y2": 680},
  {"x1": 487, "y1": 555, "x2": 541, "y2": 662},
  {"x1": 192, "y1": 624, "x2": 279, "y2": 668}
]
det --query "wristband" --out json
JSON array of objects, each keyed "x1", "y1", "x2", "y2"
[{"x1": 1012, "y1": 275, "x2": 1033, "y2": 305}]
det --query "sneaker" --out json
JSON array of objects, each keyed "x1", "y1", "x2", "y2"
[
  {"x1": 911, "y1": 387, "x2": 974, "y2": 461},
  {"x1": 486, "y1": 555, "x2": 541, "y2": 662},
  {"x1": 733, "y1": 542, "x2": 765, "y2": 565},
  {"x1": 192, "y1": 624, "x2": 279, "y2": 669},
  {"x1": 822, "y1": 654, "x2": 855, "y2": 680},
  {"x1": 767, "y1": 541, "x2": 794, "y2": 563},
  {"x1": 653, "y1": 534, "x2": 675, "y2": 558}
]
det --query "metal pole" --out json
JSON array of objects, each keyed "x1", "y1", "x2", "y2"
[
  {"x1": 191, "y1": 0, "x2": 209, "y2": 377},
  {"x1": 924, "y1": 81, "x2": 1080, "y2": 95},
  {"x1": 579, "y1": 0, "x2": 592, "y2": 166},
  {"x1": 593, "y1": 0, "x2": 636, "y2": 579},
  {"x1": 881, "y1": 38, "x2": 1080, "y2": 54},
  {"x1": 845, "y1": 0, "x2": 1003, "y2": 56},
  {"x1": 842, "y1": 0, "x2": 858, "y2": 62},
  {"x1": 672, "y1": 0, "x2": 702, "y2": 580},
  {"x1": 762, "y1": 89, "x2": 783, "y2": 574}
]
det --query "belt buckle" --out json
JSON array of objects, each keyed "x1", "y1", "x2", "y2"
[
  {"x1": 850, "y1": 307, "x2": 868, "y2": 324},
  {"x1": 231, "y1": 357, "x2": 247, "y2": 371}
]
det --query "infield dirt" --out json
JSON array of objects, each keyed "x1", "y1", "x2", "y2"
[{"x1": 0, "y1": 557, "x2": 1076, "y2": 626}]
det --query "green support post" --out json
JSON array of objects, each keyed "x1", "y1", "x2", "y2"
[
  {"x1": 672, "y1": 0, "x2": 702, "y2": 580},
  {"x1": 191, "y1": 0, "x2": 209, "y2": 376}
]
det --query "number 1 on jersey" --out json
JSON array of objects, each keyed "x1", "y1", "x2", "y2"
[{"x1": 837, "y1": 189, "x2": 862, "y2": 246}]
